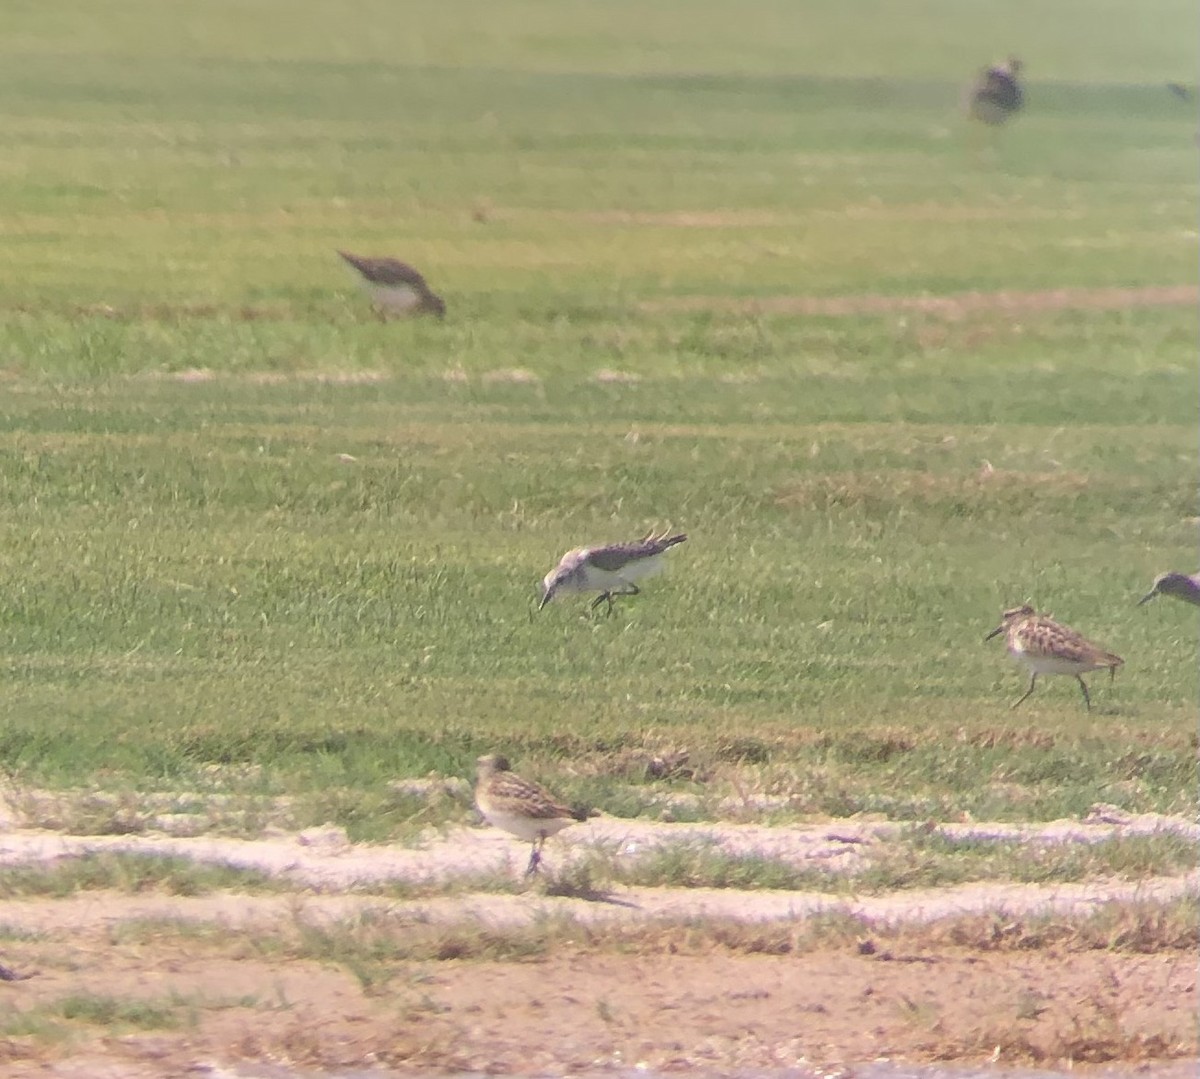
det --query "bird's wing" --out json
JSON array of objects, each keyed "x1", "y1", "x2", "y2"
[
  {"x1": 492, "y1": 775, "x2": 576, "y2": 819},
  {"x1": 587, "y1": 534, "x2": 686, "y2": 571},
  {"x1": 339, "y1": 252, "x2": 429, "y2": 288},
  {"x1": 586, "y1": 543, "x2": 651, "y2": 572},
  {"x1": 1038, "y1": 621, "x2": 1119, "y2": 666}
]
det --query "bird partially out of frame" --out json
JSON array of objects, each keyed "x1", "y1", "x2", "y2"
[{"x1": 1138, "y1": 572, "x2": 1200, "y2": 608}]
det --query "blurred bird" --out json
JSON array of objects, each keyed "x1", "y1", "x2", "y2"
[
  {"x1": 474, "y1": 754, "x2": 587, "y2": 875},
  {"x1": 539, "y1": 531, "x2": 688, "y2": 615},
  {"x1": 966, "y1": 56, "x2": 1025, "y2": 127},
  {"x1": 985, "y1": 605, "x2": 1123, "y2": 712},
  {"x1": 1138, "y1": 572, "x2": 1200, "y2": 608},
  {"x1": 1166, "y1": 82, "x2": 1193, "y2": 102},
  {"x1": 337, "y1": 251, "x2": 446, "y2": 319}
]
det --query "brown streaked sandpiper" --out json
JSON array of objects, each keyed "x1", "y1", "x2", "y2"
[
  {"x1": 474, "y1": 754, "x2": 587, "y2": 876},
  {"x1": 985, "y1": 605, "x2": 1123, "y2": 711}
]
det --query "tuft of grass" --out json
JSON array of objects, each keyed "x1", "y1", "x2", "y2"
[
  {"x1": 593, "y1": 830, "x2": 1199, "y2": 893},
  {"x1": 0, "y1": 852, "x2": 285, "y2": 899},
  {"x1": 243, "y1": 890, "x2": 1200, "y2": 966},
  {"x1": 55, "y1": 993, "x2": 180, "y2": 1029},
  {"x1": 0, "y1": 992, "x2": 183, "y2": 1038}
]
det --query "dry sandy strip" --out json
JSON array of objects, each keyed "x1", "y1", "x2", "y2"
[
  {"x1": 2, "y1": 814, "x2": 1197, "y2": 1079},
  {"x1": 0, "y1": 811, "x2": 1196, "y2": 933}
]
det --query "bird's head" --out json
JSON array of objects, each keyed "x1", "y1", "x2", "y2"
[
  {"x1": 476, "y1": 753, "x2": 511, "y2": 780},
  {"x1": 985, "y1": 604, "x2": 1035, "y2": 641},
  {"x1": 1138, "y1": 574, "x2": 1169, "y2": 605},
  {"x1": 428, "y1": 293, "x2": 447, "y2": 319},
  {"x1": 1006, "y1": 56, "x2": 1024, "y2": 75},
  {"x1": 1138, "y1": 572, "x2": 1196, "y2": 605},
  {"x1": 538, "y1": 569, "x2": 566, "y2": 610}
]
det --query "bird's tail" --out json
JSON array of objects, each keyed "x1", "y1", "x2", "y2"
[{"x1": 643, "y1": 530, "x2": 687, "y2": 550}]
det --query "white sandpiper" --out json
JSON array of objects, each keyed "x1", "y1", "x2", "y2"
[{"x1": 538, "y1": 531, "x2": 687, "y2": 615}]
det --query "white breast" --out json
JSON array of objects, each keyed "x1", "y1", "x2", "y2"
[
  {"x1": 371, "y1": 284, "x2": 422, "y2": 313},
  {"x1": 482, "y1": 807, "x2": 574, "y2": 842},
  {"x1": 1010, "y1": 642, "x2": 1086, "y2": 676}
]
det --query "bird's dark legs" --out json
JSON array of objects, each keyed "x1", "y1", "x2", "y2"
[
  {"x1": 525, "y1": 837, "x2": 546, "y2": 876},
  {"x1": 588, "y1": 583, "x2": 640, "y2": 617},
  {"x1": 1011, "y1": 673, "x2": 1037, "y2": 709},
  {"x1": 1076, "y1": 675, "x2": 1092, "y2": 712}
]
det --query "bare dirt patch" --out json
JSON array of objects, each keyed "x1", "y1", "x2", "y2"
[
  {"x1": 642, "y1": 285, "x2": 1199, "y2": 319},
  {"x1": 0, "y1": 811, "x2": 1196, "y2": 1076}
]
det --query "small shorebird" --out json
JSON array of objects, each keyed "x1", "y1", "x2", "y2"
[
  {"x1": 966, "y1": 57, "x2": 1025, "y2": 126},
  {"x1": 985, "y1": 605, "x2": 1123, "y2": 711},
  {"x1": 538, "y1": 531, "x2": 688, "y2": 615},
  {"x1": 474, "y1": 754, "x2": 586, "y2": 875},
  {"x1": 336, "y1": 251, "x2": 446, "y2": 318},
  {"x1": 1138, "y1": 572, "x2": 1200, "y2": 608}
]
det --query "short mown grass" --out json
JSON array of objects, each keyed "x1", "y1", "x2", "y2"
[{"x1": 0, "y1": 0, "x2": 1194, "y2": 838}]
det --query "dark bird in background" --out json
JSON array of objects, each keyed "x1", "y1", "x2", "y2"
[
  {"x1": 967, "y1": 56, "x2": 1025, "y2": 126},
  {"x1": 1166, "y1": 82, "x2": 1193, "y2": 102},
  {"x1": 337, "y1": 251, "x2": 446, "y2": 319}
]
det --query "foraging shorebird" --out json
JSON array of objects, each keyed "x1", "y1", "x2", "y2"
[
  {"x1": 538, "y1": 531, "x2": 688, "y2": 615},
  {"x1": 1138, "y1": 572, "x2": 1200, "y2": 608},
  {"x1": 985, "y1": 605, "x2": 1123, "y2": 711},
  {"x1": 966, "y1": 57, "x2": 1024, "y2": 126},
  {"x1": 474, "y1": 754, "x2": 586, "y2": 876},
  {"x1": 1166, "y1": 82, "x2": 1193, "y2": 102},
  {"x1": 336, "y1": 250, "x2": 446, "y2": 318}
]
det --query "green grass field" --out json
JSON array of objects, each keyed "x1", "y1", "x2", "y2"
[{"x1": 0, "y1": 0, "x2": 1196, "y2": 839}]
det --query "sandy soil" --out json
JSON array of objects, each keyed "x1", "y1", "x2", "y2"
[{"x1": 1, "y1": 811, "x2": 1196, "y2": 1078}]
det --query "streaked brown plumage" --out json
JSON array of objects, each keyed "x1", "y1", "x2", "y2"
[
  {"x1": 474, "y1": 754, "x2": 586, "y2": 875},
  {"x1": 337, "y1": 250, "x2": 446, "y2": 318},
  {"x1": 985, "y1": 605, "x2": 1123, "y2": 711}
]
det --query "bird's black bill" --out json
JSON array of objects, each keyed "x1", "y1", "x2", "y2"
[
  {"x1": 1136, "y1": 591, "x2": 1157, "y2": 606},
  {"x1": 984, "y1": 625, "x2": 1004, "y2": 642}
]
